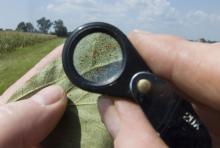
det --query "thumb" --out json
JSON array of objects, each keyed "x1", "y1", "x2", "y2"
[
  {"x1": 98, "y1": 96, "x2": 167, "y2": 148},
  {"x1": 0, "y1": 85, "x2": 67, "y2": 148},
  {"x1": 128, "y1": 31, "x2": 220, "y2": 111}
]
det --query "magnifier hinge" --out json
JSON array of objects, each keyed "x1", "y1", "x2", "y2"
[
  {"x1": 130, "y1": 72, "x2": 154, "y2": 102},
  {"x1": 137, "y1": 79, "x2": 151, "y2": 94}
]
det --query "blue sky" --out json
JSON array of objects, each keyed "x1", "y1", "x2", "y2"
[{"x1": 1, "y1": 0, "x2": 220, "y2": 40}]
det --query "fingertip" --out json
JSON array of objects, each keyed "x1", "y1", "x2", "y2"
[
  {"x1": 97, "y1": 96, "x2": 120, "y2": 138},
  {"x1": 98, "y1": 95, "x2": 114, "y2": 110},
  {"x1": 112, "y1": 99, "x2": 167, "y2": 147},
  {"x1": 31, "y1": 85, "x2": 66, "y2": 106}
]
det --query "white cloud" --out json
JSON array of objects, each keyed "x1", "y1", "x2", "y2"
[
  {"x1": 185, "y1": 10, "x2": 220, "y2": 24},
  {"x1": 47, "y1": 4, "x2": 55, "y2": 10},
  {"x1": 47, "y1": 0, "x2": 171, "y2": 15},
  {"x1": 46, "y1": 0, "x2": 176, "y2": 32},
  {"x1": 45, "y1": 0, "x2": 220, "y2": 40}
]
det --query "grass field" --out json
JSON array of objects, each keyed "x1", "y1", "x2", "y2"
[{"x1": 0, "y1": 37, "x2": 65, "y2": 94}]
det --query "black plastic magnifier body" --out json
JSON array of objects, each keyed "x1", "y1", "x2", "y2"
[
  {"x1": 62, "y1": 22, "x2": 152, "y2": 99},
  {"x1": 62, "y1": 22, "x2": 211, "y2": 147}
]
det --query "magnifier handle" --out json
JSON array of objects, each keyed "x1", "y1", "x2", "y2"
[
  {"x1": 138, "y1": 79, "x2": 181, "y2": 132},
  {"x1": 138, "y1": 80, "x2": 211, "y2": 146}
]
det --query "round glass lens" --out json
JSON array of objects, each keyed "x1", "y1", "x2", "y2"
[{"x1": 73, "y1": 32, "x2": 123, "y2": 84}]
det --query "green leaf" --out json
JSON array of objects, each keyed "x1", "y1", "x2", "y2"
[
  {"x1": 7, "y1": 32, "x2": 125, "y2": 148},
  {"x1": 8, "y1": 58, "x2": 113, "y2": 148}
]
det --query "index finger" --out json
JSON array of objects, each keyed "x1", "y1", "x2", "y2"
[{"x1": 128, "y1": 31, "x2": 220, "y2": 111}]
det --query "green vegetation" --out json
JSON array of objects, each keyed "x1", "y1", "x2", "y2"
[
  {"x1": 0, "y1": 31, "x2": 56, "y2": 54},
  {"x1": 15, "y1": 17, "x2": 68, "y2": 37},
  {"x1": 36, "y1": 17, "x2": 53, "y2": 34},
  {"x1": 0, "y1": 38, "x2": 64, "y2": 94}
]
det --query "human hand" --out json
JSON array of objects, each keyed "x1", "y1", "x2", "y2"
[
  {"x1": 98, "y1": 30, "x2": 220, "y2": 147},
  {"x1": 0, "y1": 85, "x2": 66, "y2": 148},
  {"x1": 0, "y1": 45, "x2": 67, "y2": 148},
  {"x1": 98, "y1": 97, "x2": 167, "y2": 148}
]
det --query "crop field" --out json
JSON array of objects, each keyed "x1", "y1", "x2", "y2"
[
  {"x1": 0, "y1": 31, "x2": 64, "y2": 94},
  {"x1": 0, "y1": 31, "x2": 56, "y2": 54}
]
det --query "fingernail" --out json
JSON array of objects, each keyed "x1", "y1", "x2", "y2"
[
  {"x1": 98, "y1": 96, "x2": 120, "y2": 138},
  {"x1": 98, "y1": 95, "x2": 113, "y2": 116},
  {"x1": 31, "y1": 85, "x2": 65, "y2": 106}
]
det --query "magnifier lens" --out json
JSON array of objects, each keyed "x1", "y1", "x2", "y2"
[{"x1": 73, "y1": 32, "x2": 123, "y2": 84}]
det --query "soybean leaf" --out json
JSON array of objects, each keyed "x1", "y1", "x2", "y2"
[{"x1": 8, "y1": 33, "x2": 123, "y2": 148}]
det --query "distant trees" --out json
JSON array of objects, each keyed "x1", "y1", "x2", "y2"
[
  {"x1": 16, "y1": 22, "x2": 34, "y2": 32},
  {"x1": 26, "y1": 22, "x2": 34, "y2": 32},
  {"x1": 198, "y1": 38, "x2": 216, "y2": 43},
  {"x1": 5, "y1": 29, "x2": 13, "y2": 31},
  {"x1": 15, "y1": 17, "x2": 68, "y2": 37},
  {"x1": 53, "y1": 19, "x2": 68, "y2": 37},
  {"x1": 36, "y1": 17, "x2": 68, "y2": 36},
  {"x1": 16, "y1": 22, "x2": 27, "y2": 32},
  {"x1": 36, "y1": 17, "x2": 53, "y2": 34}
]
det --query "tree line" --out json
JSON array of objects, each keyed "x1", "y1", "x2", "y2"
[{"x1": 15, "y1": 17, "x2": 68, "y2": 37}]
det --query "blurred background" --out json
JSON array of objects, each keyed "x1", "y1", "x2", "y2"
[{"x1": 0, "y1": 0, "x2": 219, "y2": 94}]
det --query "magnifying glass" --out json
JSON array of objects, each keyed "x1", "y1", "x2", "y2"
[{"x1": 62, "y1": 22, "x2": 211, "y2": 146}]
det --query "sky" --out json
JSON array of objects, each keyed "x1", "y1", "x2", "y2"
[{"x1": 0, "y1": 0, "x2": 220, "y2": 40}]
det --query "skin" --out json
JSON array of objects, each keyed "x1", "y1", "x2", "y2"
[
  {"x1": 0, "y1": 45, "x2": 67, "y2": 148},
  {"x1": 0, "y1": 31, "x2": 220, "y2": 147},
  {"x1": 98, "y1": 30, "x2": 220, "y2": 147}
]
